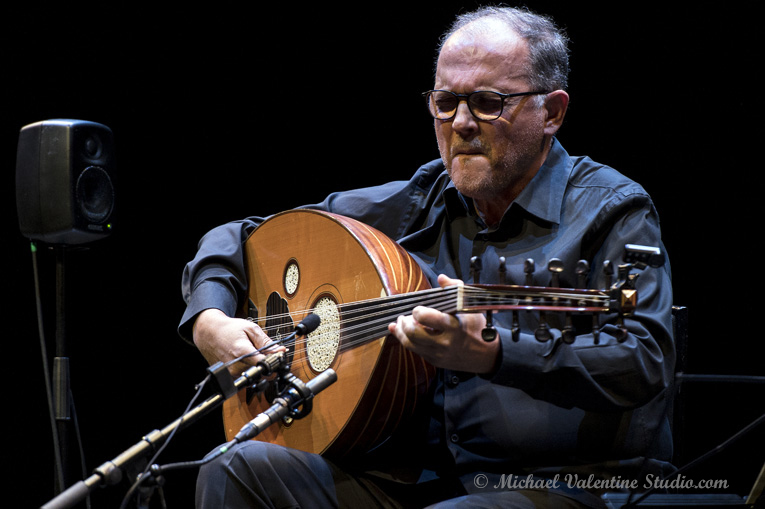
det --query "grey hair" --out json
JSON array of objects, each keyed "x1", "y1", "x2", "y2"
[{"x1": 436, "y1": 5, "x2": 570, "y2": 92}]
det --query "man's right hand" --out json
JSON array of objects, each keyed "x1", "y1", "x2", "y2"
[{"x1": 192, "y1": 308, "x2": 279, "y2": 376}]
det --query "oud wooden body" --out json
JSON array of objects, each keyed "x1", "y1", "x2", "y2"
[{"x1": 222, "y1": 209, "x2": 435, "y2": 458}]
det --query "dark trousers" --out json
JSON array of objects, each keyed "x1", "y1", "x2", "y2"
[{"x1": 195, "y1": 441, "x2": 605, "y2": 508}]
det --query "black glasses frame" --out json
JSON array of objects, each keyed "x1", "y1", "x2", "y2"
[{"x1": 422, "y1": 89, "x2": 549, "y2": 121}]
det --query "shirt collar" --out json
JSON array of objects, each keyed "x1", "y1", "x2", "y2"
[
  {"x1": 512, "y1": 138, "x2": 571, "y2": 225},
  {"x1": 443, "y1": 180, "x2": 470, "y2": 221},
  {"x1": 442, "y1": 138, "x2": 572, "y2": 227}
]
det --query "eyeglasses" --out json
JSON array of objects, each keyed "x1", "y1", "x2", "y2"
[{"x1": 422, "y1": 89, "x2": 549, "y2": 121}]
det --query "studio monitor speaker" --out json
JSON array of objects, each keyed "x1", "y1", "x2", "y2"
[{"x1": 16, "y1": 119, "x2": 116, "y2": 245}]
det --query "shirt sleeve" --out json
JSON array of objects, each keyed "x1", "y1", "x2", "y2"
[
  {"x1": 485, "y1": 192, "x2": 675, "y2": 412},
  {"x1": 177, "y1": 160, "x2": 447, "y2": 342},
  {"x1": 178, "y1": 217, "x2": 263, "y2": 341}
]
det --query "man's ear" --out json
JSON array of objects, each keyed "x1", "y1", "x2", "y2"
[{"x1": 543, "y1": 90, "x2": 569, "y2": 136}]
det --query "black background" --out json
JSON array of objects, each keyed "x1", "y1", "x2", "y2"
[{"x1": 4, "y1": 3, "x2": 763, "y2": 507}]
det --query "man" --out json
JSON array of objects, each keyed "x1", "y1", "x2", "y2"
[{"x1": 181, "y1": 6, "x2": 675, "y2": 508}]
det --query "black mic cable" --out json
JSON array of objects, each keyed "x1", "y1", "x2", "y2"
[
  {"x1": 118, "y1": 313, "x2": 321, "y2": 509},
  {"x1": 149, "y1": 368, "x2": 338, "y2": 477},
  {"x1": 226, "y1": 312, "x2": 322, "y2": 368}
]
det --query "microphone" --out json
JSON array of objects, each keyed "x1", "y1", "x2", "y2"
[
  {"x1": 236, "y1": 352, "x2": 288, "y2": 389},
  {"x1": 240, "y1": 313, "x2": 323, "y2": 400},
  {"x1": 205, "y1": 313, "x2": 323, "y2": 400},
  {"x1": 262, "y1": 312, "x2": 321, "y2": 351},
  {"x1": 295, "y1": 312, "x2": 321, "y2": 336},
  {"x1": 233, "y1": 368, "x2": 337, "y2": 443}
]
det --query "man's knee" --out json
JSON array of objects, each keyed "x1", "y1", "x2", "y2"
[
  {"x1": 197, "y1": 441, "x2": 339, "y2": 508},
  {"x1": 200, "y1": 441, "x2": 325, "y2": 484}
]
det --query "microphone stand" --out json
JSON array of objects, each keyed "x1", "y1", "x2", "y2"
[
  {"x1": 40, "y1": 351, "x2": 315, "y2": 509},
  {"x1": 147, "y1": 366, "x2": 338, "y2": 487}
]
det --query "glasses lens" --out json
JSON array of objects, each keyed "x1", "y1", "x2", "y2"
[
  {"x1": 469, "y1": 92, "x2": 504, "y2": 120},
  {"x1": 425, "y1": 91, "x2": 506, "y2": 120},
  {"x1": 428, "y1": 91, "x2": 458, "y2": 119}
]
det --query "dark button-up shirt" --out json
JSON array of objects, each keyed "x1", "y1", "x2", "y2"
[{"x1": 180, "y1": 139, "x2": 675, "y2": 497}]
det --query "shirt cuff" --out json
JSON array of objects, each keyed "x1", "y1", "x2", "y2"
[
  {"x1": 178, "y1": 280, "x2": 240, "y2": 342},
  {"x1": 481, "y1": 326, "x2": 560, "y2": 387}
]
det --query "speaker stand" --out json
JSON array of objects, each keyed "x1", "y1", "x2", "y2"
[{"x1": 52, "y1": 245, "x2": 75, "y2": 494}]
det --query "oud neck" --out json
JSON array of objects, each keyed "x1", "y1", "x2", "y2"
[
  {"x1": 334, "y1": 283, "x2": 609, "y2": 348},
  {"x1": 339, "y1": 286, "x2": 461, "y2": 344}
]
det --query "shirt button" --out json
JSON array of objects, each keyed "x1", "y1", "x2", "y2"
[
  {"x1": 449, "y1": 375, "x2": 460, "y2": 386},
  {"x1": 450, "y1": 434, "x2": 460, "y2": 443}
]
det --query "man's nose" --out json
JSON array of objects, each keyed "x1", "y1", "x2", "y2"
[{"x1": 451, "y1": 100, "x2": 479, "y2": 134}]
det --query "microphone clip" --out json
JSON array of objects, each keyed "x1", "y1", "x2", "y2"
[
  {"x1": 273, "y1": 372, "x2": 314, "y2": 421},
  {"x1": 196, "y1": 361, "x2": 238, "y2": 400},
  {"x1": 232, "y1": 368, "x2": 337, "y2": 443}
]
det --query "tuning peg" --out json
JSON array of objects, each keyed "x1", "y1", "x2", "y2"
[
  {"x1": 603, "y1": 260, "x2": 614, "y2": 289},
  {"x1": 624, "y1": 244, "x2": 665, "y2": 269},
  {"x1": 576, "y1": 260, "x2": 589, "y2": 288},
  {"x1": 470, "y1": 256, "x2": 482, "y2": 284},
  {"x1": 498, "y1": 256, "x2": 507, "y2": 285},
  {"x1": 575, "y1": 260, "x2": 590, "y2": 306},
  {"x1": 548, "y1": 258, "x2": 564, "y2": 287},
  {"x1": 524, "y1": 259, "x2": 535, "y2": 286},
  {"x1": 615, "y1": 316, "x2": 628, "y2": 342},
  {"x1": 482, "y1": 310, "x2": 497, "y2": 342},
  {"x1": 511, "y1": 310, "x2": 520, "y2": 342},
  {"x1": 534, "y1": 311, "x2": 552, "y2": 342},
  {"x1": 562, "y1": 314, "x2": 576, "y2": 344}
]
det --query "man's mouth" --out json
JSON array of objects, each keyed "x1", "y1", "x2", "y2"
[
  {"x1": 454, "y1": 150, "x2": 486, "y2": 159},
  {"x1": 454, "y1": 147, "x2": 482, "y2": 156},
  {"x1": 452, "y1": 143, "x2": 487, "y2": 157}
]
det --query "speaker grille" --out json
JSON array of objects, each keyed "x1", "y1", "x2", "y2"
[{"x1": 76, "y1": 166, "x2": 114, "y2": 224}]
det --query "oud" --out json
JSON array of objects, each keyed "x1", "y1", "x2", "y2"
[{"x1": 221, "y1": 209, "x2": 661, "y2": 459}]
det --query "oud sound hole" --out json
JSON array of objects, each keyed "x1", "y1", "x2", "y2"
[{"x1": 306, "y1": 296, "x2": 340, "y2": 372}]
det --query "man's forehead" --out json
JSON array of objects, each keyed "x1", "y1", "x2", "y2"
[
  {"x1": 442, "y1": 18, "x2": 526, "y2": 55},
  {"x1": 437, "y1": 20, "x2": 529, "y2": 80}
]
